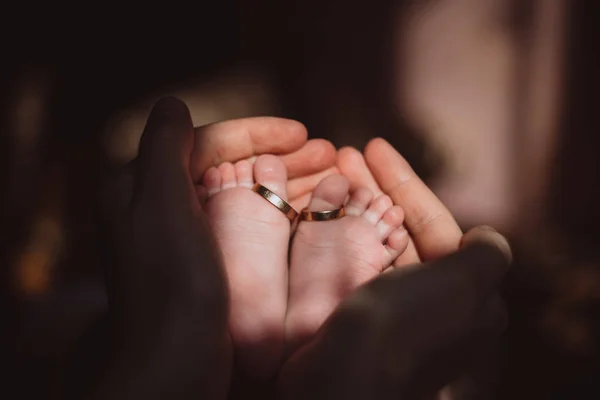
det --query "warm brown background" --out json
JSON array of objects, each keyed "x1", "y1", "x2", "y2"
[{"x1": 1, "y1": 1, "x2": 599, "y2": 398}]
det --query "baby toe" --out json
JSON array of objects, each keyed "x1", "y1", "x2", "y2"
[
  {"x1": 254, "y1": 155, "x2": 288, "y2": 199},
  {"x1": 382, "y1": 227, "x2": 410, "y2": 268},
  {"x1": 307, "y1": 175, "x2": 349, "y2": 212},
  {"x1": 345, "y1": 187, "x2": 373, "y2": 217},
  {"x1": 219, "y1": 162, "x2": 237, "y2": 190},
  {"x1": 235, "y1": 159, "x2": 254, "y2": 189},
  {"x1": 203, "y1": 166, "x2": 222, "y2": 197},
  {"x1": 363, "y1": 194, "x2": 393, "y2": 225},
  {"x1": 375, "y1": 205, "x2": 405, "y2": 240}
]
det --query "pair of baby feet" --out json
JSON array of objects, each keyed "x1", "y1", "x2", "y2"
[{"x1": 202, "y1": 155, "x2": 410, "y2": 379}]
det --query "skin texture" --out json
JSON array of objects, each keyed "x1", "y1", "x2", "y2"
[
  {"x1": 286, "y1": 174, "x2": 409, "y2": 353},
  {"x1": 85, "y1": 97, "x2": 510, "y2": 399},
  {"x1": 338, "y1": 142, "x2": 464, "y2": 266},
  {"x1": 279, "y1": 226, "x2": 511, "y2": 400},
  {"x1": 190, "y1": 116, "x2": 339, "y2": 211},
  {"x1": 92, "y1": 97, "x2": 231, "y2": 400},
  {"x1": 84, "y1": 98, "x2": 337, "y2": 399}
]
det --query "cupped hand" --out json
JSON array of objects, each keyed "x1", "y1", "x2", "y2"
[
  {"x1": 94, "y1": 99, "x2": 339, "y2": 399},
  {"x1": 338, "y1": 138, "x2": 463, "y2": 265},
  {"x1": 279, "y1": 226, "x2": 512, "y2": 399},
  {"x1": 276, "y1": 139, "x2": 512, "y2": 399},
  {"x1": 93, "y1": 98, "x2": 231, "y2": 400},
  {"x1": 190, "y1": 116, "x2": 338, "y2": 211}
]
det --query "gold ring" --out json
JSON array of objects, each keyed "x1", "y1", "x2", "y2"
[
  {"x1": 252, "y1": 183, "x2": 298, "y2": 223},
  {"x1": 300, "y1": 207, "x2": 346, "y2": 221}
]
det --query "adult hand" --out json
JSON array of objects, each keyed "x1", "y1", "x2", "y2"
[
  {"x1": 278, "y1": 139, "x2": 511, "y2": 399},
  {"x1": 90, "y1": 97, "x2": 230, "y2": 400},
  {"x1": 279, "y1": 226, "x2": 512, "y2": 399},
  {"x1": 87, "y1": 98, "x2": 337, "y2": 399},
  {"x1": 191, "y1": 116, "x2": 337, "y2": 210},
  {"x1": 338, "y1": 139, "x2": 463, "y2": 264}
]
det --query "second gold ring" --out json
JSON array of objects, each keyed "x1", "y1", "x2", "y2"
[{"x1": 300, "y1": 207, "x2": 346, "y2": 221}]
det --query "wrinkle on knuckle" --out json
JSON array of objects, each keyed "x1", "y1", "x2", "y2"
[
  {"x1": 386, "y1": 174, "x2": 413, "y2": 196},
  {"x1": 410, "y1": 210, "x2": 445, "y2": 235}
]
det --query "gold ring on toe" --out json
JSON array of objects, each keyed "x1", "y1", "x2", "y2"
[
  {"x1": 252, "y1": 183, "x2": 298, "y2": 223},
  {"x1": 300, "y1": 207, "x2": 346, "y2": 222}
]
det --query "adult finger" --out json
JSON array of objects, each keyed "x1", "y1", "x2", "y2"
[
  {"x1": 190, "y1": 117, "x2": 308, "y2": 182},
  {"x1": 279, "y1": 240, "x2": 511, "y2": 399},
  {"x1": 93, "y1": 97, "x2": 231, "y2": 400},
  {"x1": 135, "y1": 97, "x2": 196, "y2": 210},
  {"x1": 281, "y1": 139, "x2": 337, "y2": 179},
  {"x1": 437, "y1": 240, "x2": 511, "y2": 299},
  {"x1": 461, "y1": 225, "x2": 512, "y2": 263},
  {"x1": 100, "y1": 161, "x2": 135, "y2": 230},
  {"x1": 337, "y1": 146, "x2": 383, "y2": 195},
  {"x1": 364, "y1": 138, "x2": 463, "y2": 261},
  {"x1": 476, "y1": 292, "x2": 509, "y2": 339},
  {"x1": 369, "y1": 239, "x2": 511, "y2": 333},
  {"x1": 132, "y1": 98, "x2": 224, "y2": 301}
]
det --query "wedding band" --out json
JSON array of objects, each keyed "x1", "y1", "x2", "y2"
[
  {"x1": 300, "y1": 207, "x2": 346, "y2": 221},
  {"x1": 252, "y1": 183, "x2": 298, "y2": 223}
]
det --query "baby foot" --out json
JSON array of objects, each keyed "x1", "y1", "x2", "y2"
[
  {"x1": 202, "y1": 155, "x2": 290, "y2": 379},
  {"x1": 286, "y1": 174, "x2": 409, "y2": 351}
]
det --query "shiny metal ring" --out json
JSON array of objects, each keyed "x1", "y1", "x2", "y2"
[
  {"x1": 252, "y1": 183, "x2": 298, "y2": 223},
  {"x1": 300, "y1": 207, "x2": 346, "y2": 222}
]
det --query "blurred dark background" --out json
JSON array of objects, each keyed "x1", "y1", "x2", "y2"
[{"x1": 1, "y1": 0, "x2": 599, "y2": 398}]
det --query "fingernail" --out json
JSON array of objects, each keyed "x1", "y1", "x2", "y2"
[
  {"x1": 148, "y1": 97, "x2": 190, "y2": 124},
  {"x1": 463, "y1": 227, "x2": 513, "y2": 264}
]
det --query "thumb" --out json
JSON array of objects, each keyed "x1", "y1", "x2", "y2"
[
  {"x1": 460, "y1": 225, "x2": 512, "y2": 263},
  {"x1": 134, "y1": 97, "x2": 196, "y2": 210}
]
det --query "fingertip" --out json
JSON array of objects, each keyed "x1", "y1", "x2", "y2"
[
  {"x1": 364, "y1": 137, "x2": 388, "y2": 157},
  {"x1": 310, "y1": 139, "x2": 337, "y2": 164},
  {"x1": 152, "y1": 96, "x2": 189, "y2": 111},
  {"x1": 283, "y1": 139, "x2": 337, "y2": 178},
  {"x1": 143, "y1": 96, "x2": 193, "y2": 136},
  {"x1": 266, "y1": 117, "x2": 308, "y2": 150},
  {"x1": 287, "y1": 119, "x2": 308, "y2": 141},
  {"x1": 299, "y1": 139, "x2": 337, "y2": 166},
  {"x1": 337, "y1": 146, "x2": 363, "y2": 164},
  {"x1": 451, "y1": 231, "x2": 512, "y2": 296},
  {"x1": 135, "y1": 97, "x2": 194, "y2": 200},
  {"x1": 364, "y1": 137, "x2": 411, "y2": 170},
  {"x1": 190, "y1": 117, "x2": 306, "y2": 183},
  {"x1": 337, "y1": 146, "x2": 381, "y2": 195},
  {"x1": 145, "y1": 97, "x2": 192, "y2": 131},
  {"x1": 461, "y1": 226, "x2": 512, "y2": 265}
]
